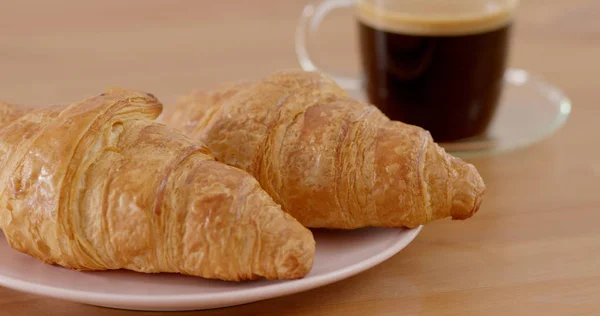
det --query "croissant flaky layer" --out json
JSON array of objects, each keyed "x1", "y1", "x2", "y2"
[
  {"x1": 163, "y1": 70, "x2": 486, "y2": 229},
  {"x1": 0, "y1": 89, "x2": 315, "y2": 281}
]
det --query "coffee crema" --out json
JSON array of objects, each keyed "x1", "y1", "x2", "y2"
[{"x1": 356, "y1": 0, "x2": 515, "y2": 141}]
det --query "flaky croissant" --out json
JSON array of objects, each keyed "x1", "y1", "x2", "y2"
[
  {"x1": 162, "y1": 70, "x2": 485, "y2": 229},
  {"x1": 0, "y1": 89, "x2": 315, "y2": 281}
]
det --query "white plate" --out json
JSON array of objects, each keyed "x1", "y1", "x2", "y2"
[{"x1": 0, "y1": 226, "x2": 422, "y2": 311}]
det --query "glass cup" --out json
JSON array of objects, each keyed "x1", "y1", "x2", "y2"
[{"x1": 296, "y1": 0, "x2": 519, "y2": 142}]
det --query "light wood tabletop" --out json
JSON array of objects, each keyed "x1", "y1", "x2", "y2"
[{"x1": 1, "y1": 0, "x2": 599, "y2": 315}]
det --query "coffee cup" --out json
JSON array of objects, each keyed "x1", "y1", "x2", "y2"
[{"x1": 296, "y1": 0, "x2": 518, "y2": 142}]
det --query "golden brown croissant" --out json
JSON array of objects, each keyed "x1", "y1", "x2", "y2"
[
  {"x1": 0, "y1": 89, "x2": 315, "y2": 281},
  {"x1": 162, "y1": 70, "x2": 485, "y2": 229}
]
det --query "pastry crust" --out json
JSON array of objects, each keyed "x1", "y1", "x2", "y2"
[
  {"x1": 0, "y1": 89, "x2": 315, "y2": 281},
  {"x1": 163, "y1": 70, "x2": 486, "y2": 229}
]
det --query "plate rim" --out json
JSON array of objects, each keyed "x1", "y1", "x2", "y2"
[{"x1": 0, "y1": 226, "x2": 422, "y2": 309}]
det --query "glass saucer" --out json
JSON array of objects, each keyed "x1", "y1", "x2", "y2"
[{"x1": 346, "y1": 68, "x2": 572, "y2": 159}]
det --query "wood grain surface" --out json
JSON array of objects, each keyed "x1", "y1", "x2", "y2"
[{"x1": 1, "y1": 0, "x2": 599, "y2": 315}]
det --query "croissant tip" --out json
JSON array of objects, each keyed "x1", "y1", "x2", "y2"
[
  {"x1": 282, "y1": 242, "x2": 316, "y2": 279},
  {"x1": 449, "y1": 160, "x2": 486, "y2": 221},
  {"x1": 455, "y1": 187, "x2": 484, "y2": 220}
]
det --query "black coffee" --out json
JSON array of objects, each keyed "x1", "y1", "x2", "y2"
[{"x1": 357, "y1": 15, "x2": 512, "y2": 142}]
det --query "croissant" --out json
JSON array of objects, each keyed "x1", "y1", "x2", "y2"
[
  {"x1": 0, "y1": 89, "x2": 315, "y2": 281},
  {"x1": 162, "y1": 70, "x2": 486, "y2": 229}
]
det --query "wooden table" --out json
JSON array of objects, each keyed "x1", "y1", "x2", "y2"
[{"x1": 1, "y1": 0, "x2": 598, "y2": 315}]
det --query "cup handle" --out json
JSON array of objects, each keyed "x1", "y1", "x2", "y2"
[{"x1": 295, "y1": 0, "x2": 362, "y2": 90}]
